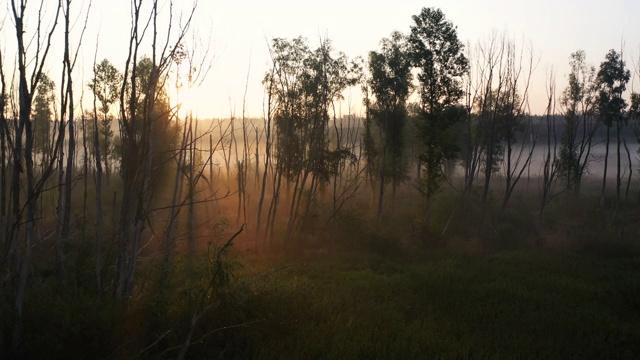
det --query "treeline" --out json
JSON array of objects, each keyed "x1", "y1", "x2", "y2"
[
  {"x1": 1, "y1": 1, "x2": 640, "y2": 358},
  {"x1": 257, "y1": 8, "x2": 640, "y2": 231}
]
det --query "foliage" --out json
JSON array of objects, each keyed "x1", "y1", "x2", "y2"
[
  {"x1": 367, "y1": 31, "x2": 413, "y2": 188},
  {"x1": 596, "y1": 49, "x2": 630, "y2": 128},
  {"x1": 416, "y1": 105, "x2": 466, "y2": 198},
  {"x1": 114, "y1": 56, "x2": 181, "y2": 181},
  {"x1": 88, "y1": 59, "x2": 122, "y2": 177},
  {"x1": 408, "y1": 7, "x2": 468, "y2": 113},
  {"x1": 558, "y1": 50, "x2": 597, "y2": 190},
  {"x1": 88, "y1": 59, "x2": 123, "y2": 117},
  {"x1": 4, "y1": 243, "x2": 257, "y2": 360},
  {"x1": 32, "y1": 72, "x2": 55, "y2": 155},
  {"x1": 266, "y1": 37, "x2": 361, "y2": 182},
  {"x1": 408, "y1": 7, "x2": 468, "y2": 199},
  {"x1": 264, "y1": 36, "x2": 362, "y2": 241}
]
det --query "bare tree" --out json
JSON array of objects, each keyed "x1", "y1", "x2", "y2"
[
  {"x1": 465, "y1": 34, "x2": 506, "y2": 213},
  {"x1": 8, "y1": 0, "x2": 62, "y2": 352},
  {"x1": 0, "y1": 17, "x2": 8, "y2": 356},
  {"x1": 462, "y1": 42, "x2": 483, "y2": 198},
  {"x1": 236, "y1": 63, "x2": 252, "y2": 228},
  {"x1": 326, "y1": 111, "x2": 366, "y2": 228},
  {"x1": 90, "y1": 43, "x2": 106, "y2": 295},
  {"x1": 54, "y1": 0, "x2": 91, "y2": 279},
  {"x1": 499, "y1": 40, "x2": 537, "y2": 209},
  {"x1": 255, "y1": 65, "x2": 275, "y2": 249},
  {"x1": 629, "y1": 90, "x2": 639, "y2": 200},
  {"x1": 539, "y1": 71, "x2": 561, "y2": 234},
  {"x1": 115, "y1": 0, "x2": 196, "y2": 298}
]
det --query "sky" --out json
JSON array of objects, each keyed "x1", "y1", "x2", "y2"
[{"x1": 3, "y1": 0, "x2": 640, "y2": 118}]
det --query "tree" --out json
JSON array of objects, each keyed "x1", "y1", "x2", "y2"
[
  {"x1": 115, "y1": 0, "x2": 195, "y2": 298},
  {"x1": 539, "y1": 72, "x2": 561, "y2": 234},
  {"x1": 631, "y1": 92, "x2": 640, "y2": 144},
  {"x1": 558, "y1": 50, "x2": 598, "y2": 196},
  {"x1": 7, "y1": 0, "x2": 62, "y2": 353},
  {"x1": 55, "y1": 0, "x2": 91, "y2": 279},
  {"x1": 496, "y1": 41, "x2": 536, "y2": 210},
  {"x1": 32, "y1": 73, "x2": 56, "y2": 164},
  {"x1": 367, "y1": 31, "x2": 412, "y2": 226},
  {"x1": 88, "y1": 58, "x2": 122, "y2": 181},
  {"x1": 466, "y1": 35, "x2": 536, "y2": 212},
  {"x1": 629, "y1": 91, "x2": 640, "y2": 201},
  {"x1": 596, "y1": 49, "x2": 630, "y2": 208},
  {"x1": 408, "y1": 7, "x2": 468, "y2": 221},
  {"x1": 0, "y1": 21, "x2": 8, "y2": 357},
  {"x1": 261, "y1": 37, "x2": 311, "y2": 245},
  {"x1": 262, "y1": 36, "x2": 360, "y2": 248}
]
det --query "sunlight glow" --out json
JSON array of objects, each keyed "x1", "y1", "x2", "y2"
[{"x1": 176, "y1": 86, "x2": 202, "y2": 119}]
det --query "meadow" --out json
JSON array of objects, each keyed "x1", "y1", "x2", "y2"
[{"x1": 11, "y1": 182, "x2": 640, "y2": 359}]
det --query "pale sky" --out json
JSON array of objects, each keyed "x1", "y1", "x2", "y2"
[{"x1": 3, "y1": 0, "x2": 640, "y2": 118}]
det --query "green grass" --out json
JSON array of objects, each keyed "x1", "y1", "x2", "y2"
[
  {"x1": 246, "y1": 249, "x2": 640, "y2": 359},
  {"x1": 8, "y1": 182, "x2": 640, "y2": 360},
  {"x1": 8, "y1": 245, "x2": 640, "y2": 359}
]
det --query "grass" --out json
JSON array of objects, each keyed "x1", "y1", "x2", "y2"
[
  {"x1": 12, "y1": 248, "x2": 640, "y2": 359},
  {"x1": 6, "y1": 186, "x2": 640, "y2": 359},
  {"x1": 8, "y1": 237, "x2": 640, "y2": 359},
  {"x1": 246, "y1": 249, "x2": 640, "y2": 359}
]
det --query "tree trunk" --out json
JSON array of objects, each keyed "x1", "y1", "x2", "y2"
[
  {"x1": 615, "y1": 120, "x2": 621, "y2": 209},
  {"x1": 255, "y1": 98, "x2": 272, "y2": 248},
  {"x1": 377, "y1": 113, "x2": 389, "y2": 229},
  {"x1": 623, "y1": 138, "x2": 632, "y2": 202},
  {"x1": 600, "y1": 125, "x2": 610, "y2": 208},
  {"x1": 92, "y1": 98, "x2": 104, "y2": 295}
]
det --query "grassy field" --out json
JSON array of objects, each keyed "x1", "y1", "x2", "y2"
[
  {"x1": 9, "y1": 187, "x2": 640, "y2": 359},
  {"x1": 244, "y1": 249, "x2": 640, "y2": 359},
  {"x1": 12, "y1": 239, "x2": 640, "y2": 359}
]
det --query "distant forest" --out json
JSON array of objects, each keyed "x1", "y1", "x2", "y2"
[{"x1": 1, "y1": 1, "x2": 640, "y2": 358}]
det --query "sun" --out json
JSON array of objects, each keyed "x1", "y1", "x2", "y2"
[{"x1": 176, "y1": 86, "x2": 201, "y2": 118}]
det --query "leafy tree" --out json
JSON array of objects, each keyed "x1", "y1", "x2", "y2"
[
  {"x1": 121, "y1": 56, "x2": 180, "y2": 183},
  {"x1": 408, "y1": 7, "x2": 468, "y2": 202},
  {"x1": 596, "y1": 49, "x2": 630, "y2": 207},
  {"x1": 266, "y1": 37, "x2": 309, "y2": 181},
  {"x1": 32, "y1": 72, "x2": 55, "y2": 161},
  {"x1": 558, "y1": 50, "x2": 597, "y2": 195},
  {"x1": 88, "y1": 59, "x2": 122, "y2": 180},
  {"x1": 367, "y1": 31, "x2": 412, "y2": 222},
  {"x1": 264, "y1": 37, "x2": 361, "y2": 245}
]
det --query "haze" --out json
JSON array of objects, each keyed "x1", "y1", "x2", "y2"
[{"x1": 5, "y1": 0, "x2": 639, "y2": 117}]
